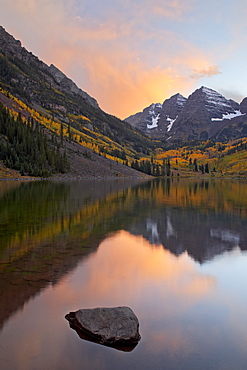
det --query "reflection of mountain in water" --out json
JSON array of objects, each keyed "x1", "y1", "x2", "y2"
[
  {"x1": 129, "y1": 208, "x2": 247, "y2": 263},
  {"x1": 1, "y1": 177, "x2": 247, "y2": 330},
  {"x1": 128, "y1": 181, "x2": 247, "y2": 263}
]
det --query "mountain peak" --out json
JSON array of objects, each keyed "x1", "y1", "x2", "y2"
[
  {"x1": 125, "y1": 93, "x2": 187, "y2": 137},
  {"x1": 168, "y1": 86, "x2": 242, "y2": 141},
  {"x1": 171, "y1": 93, "x2": 187, "y2": 106},
  {"x1": 192, "y1": 86, "x2": 223, "y2": 99},
  {"x1": 200, "y1": 86, "x2": 215, "y2": 93},
  {"x1": 126, "y1": 86, "x2": 247, "y2": 142}
]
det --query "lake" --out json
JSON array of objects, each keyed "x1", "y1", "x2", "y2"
[{"x1": 0, "y1": 178, "x2": 247, "y2": 369}]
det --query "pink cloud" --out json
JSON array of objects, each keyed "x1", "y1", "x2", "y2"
[
  {"x1": 191, "y1": 65, "x2": 222, "y2": 79},
  {"x1": 0, "y1": 0, "x2": 223, "y2": 118},
  {"x1": 150, "y1": 0, "x2": 196, "y2": 19}
]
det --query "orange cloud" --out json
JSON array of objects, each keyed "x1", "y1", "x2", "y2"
[
  {"x1": 56, "y1": 30, "x2": 216, "y2": 117},
  {"x1": 191, "y1": 65, "x2": 221, "y2": 79},
  {"x1": 150, "y1": 0, "x2": 196, "y2": 19},
  {"x1": 0, "y1": 0, "x2": 222, "y2": 118}
]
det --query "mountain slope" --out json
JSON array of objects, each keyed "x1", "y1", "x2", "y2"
[
  {"x1": 0, "y1": 25, "x2": 154, "y2": 156},
  {"x1": 0, "y1": 89, "x2": 151, "y2": 179}
]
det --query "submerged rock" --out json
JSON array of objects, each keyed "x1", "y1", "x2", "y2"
[{"x1": 65, "y1": 306, "x2": 141, "y2": 350}]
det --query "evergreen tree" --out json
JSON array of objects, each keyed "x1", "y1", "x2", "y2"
[{"x1": 199, "y1": 164, "x2": 205, "y2": 174}]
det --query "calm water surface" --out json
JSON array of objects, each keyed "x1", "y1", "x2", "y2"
[{"x1": 0, "y1": 178, "x2": 247, "y2": 369}]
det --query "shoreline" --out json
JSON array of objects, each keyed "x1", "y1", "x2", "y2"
[{"x1": 1, "y1": 174, "x2": 247, "y2": 181}]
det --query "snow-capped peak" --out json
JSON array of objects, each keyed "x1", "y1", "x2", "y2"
[
  {"x1": 166, "y1": 116, "x2": 178, "y2": 132},
  {"x1": 195, "y1": 86, "x2": 240, "y2": 118}
]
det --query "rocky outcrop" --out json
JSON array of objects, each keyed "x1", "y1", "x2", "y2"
[
  {"x1": 49, "y1": 64, "x2": 98, "y2": 108},
  {"x1": 65, "y1": 306, "x2": 141, "y2": 349}
]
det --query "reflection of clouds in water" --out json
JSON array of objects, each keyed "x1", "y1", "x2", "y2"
[
  {"x1": 86, "y1": 230, "x2": 216, "y2": 355},
  {"x1": 210, "y1": 229, "x2": 240, "y2": 246},
  {"x1": 147, "y1": 326, "x2": 196, "y2": 356},
  {"x1": 66, "y1": 230, "x2": 216, "y2": 312},
  {"x1": 30, "y1": 230, "x2": 216, "y2": 361}
]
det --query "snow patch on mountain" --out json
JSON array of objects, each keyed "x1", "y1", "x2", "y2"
[
  {"x1": 167, "y1": 116, "x2": 177, "y2": 132},
  {"x1": 147, "y1": 114, "x2": 160, "y2": 129},
  {"x1": 211, "y1": 110, "x2": 245, "y2": 121},
  {"x1": 145, "y1": 103, "x2": 162, "y2": 129}
]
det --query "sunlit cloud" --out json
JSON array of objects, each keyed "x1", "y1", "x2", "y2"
[
  {"x1": 1, "y1": 0, "x2": 246, "y2": 118},
  {"x1": 58, "y1": 32, "x2": 215, "y2": 117},
  {"x1": 150, "y1": 0, "x2": 196, "y2": 19},
  {"x1": 190, "y1": 65, "x2": 221, "y2": 79}
]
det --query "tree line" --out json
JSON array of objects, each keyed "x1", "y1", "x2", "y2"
[{"x1": 131, "y1": 157, "x2": 171, "y2": 176}]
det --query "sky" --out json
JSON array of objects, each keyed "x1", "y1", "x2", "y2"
[{"x1": 0, "y1": 0, "x2": 247, "y2": 119}]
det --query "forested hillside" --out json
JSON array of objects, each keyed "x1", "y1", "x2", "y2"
[
  {"x1": 0, "y1": 88, "x2": 152, "y2": 178},
  {"x1": 0, "y1": 101, "x2": 69, "y2": 177}
]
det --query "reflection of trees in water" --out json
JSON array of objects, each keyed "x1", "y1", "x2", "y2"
[
  {"x1": 152, "y1": 178, "x2": 247, "y2": 217},
  {"x1": 1, "y1": 178, "x2": 247, "y2": 330},
  {"x1": 0, "y1": 181, "x2": 70, "y2": 248},
  {"x1": 1, "y1": 177, "x2": 247, "y2": 264},
  {"x1": 0, "y1": 179, "x2": 148, "y2": 329}
]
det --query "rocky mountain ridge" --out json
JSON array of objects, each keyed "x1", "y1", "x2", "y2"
[
  {"x1": 0, "y1": 25, "x2": 98, "y2": 109},
  {"x1": 125, "y1": 86, "x2": 247, "y2": 142}
]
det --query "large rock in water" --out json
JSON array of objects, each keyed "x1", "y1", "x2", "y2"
[{"x1": 65, "y1": 306, "x2": 141, "y2": 349}]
